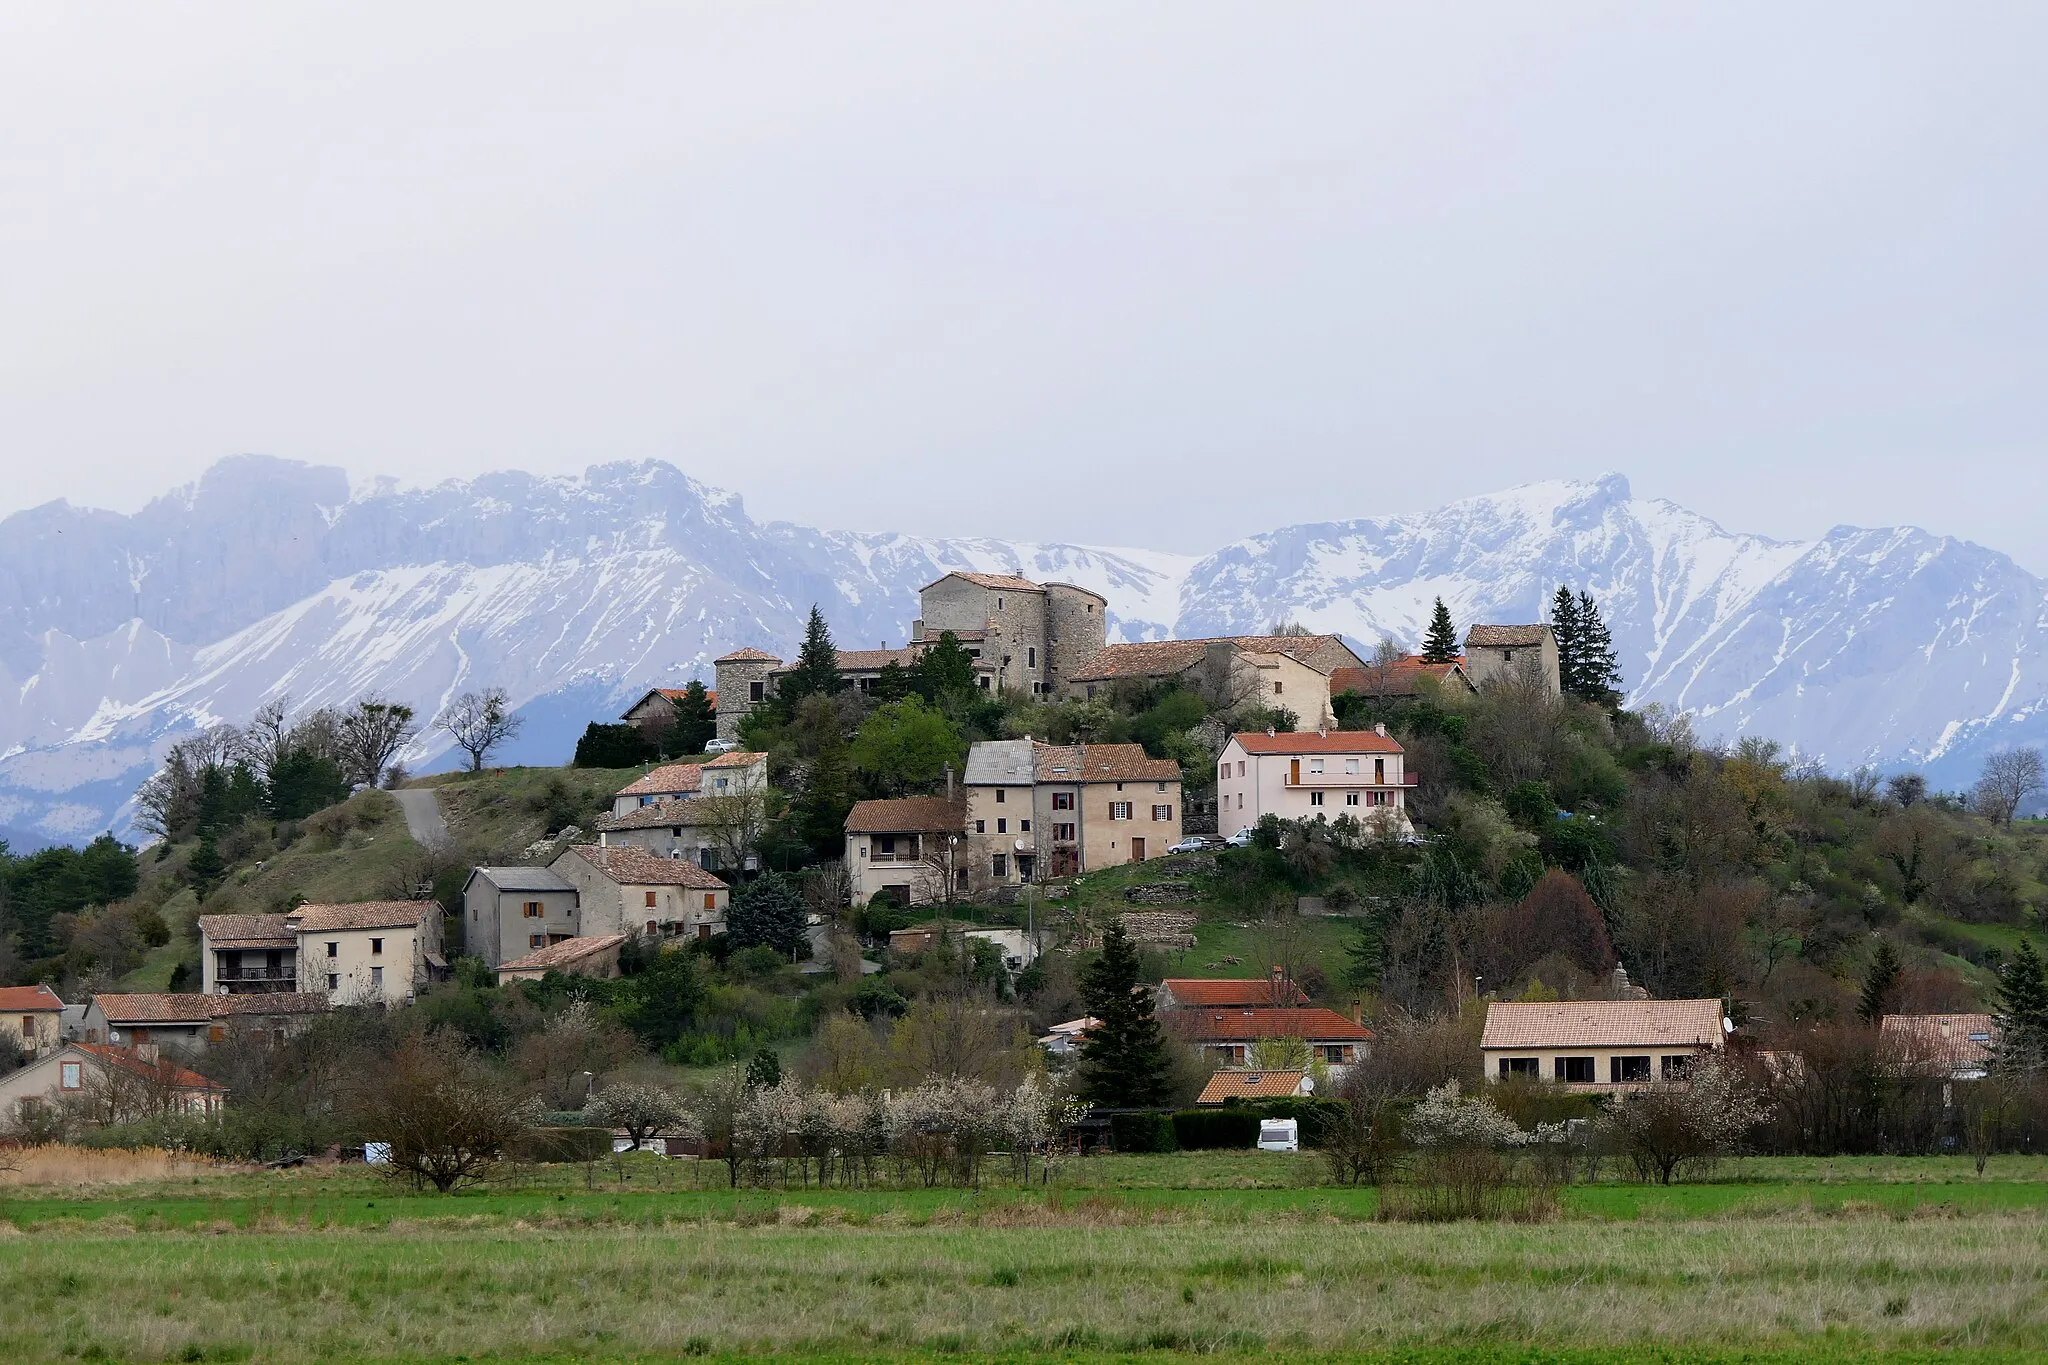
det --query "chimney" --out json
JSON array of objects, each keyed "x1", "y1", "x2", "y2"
[
  {"x1": 1374, "y1": 722, "x2": 1388, "y2": 737},
  {"x1": 945, "y1": 764, "x2": 955, "y2": 800},
  {"x1": 1351, "y1": 999, "x2": 1363, "y2": 1025}
]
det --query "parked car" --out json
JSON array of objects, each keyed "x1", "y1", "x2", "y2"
[
  {"x1": 1223, "y1": 827, "x2": 1256, "y2": 848},
  {"x1": 1166, "y1": 835, "x2": 1222, "y2": 854},
  {"x1": 1256, "y1": 1118, "x2": 1300, "y2": 1153},
  {"x1": 703, "y1": 738, "x2": 740, "y2": 754}
]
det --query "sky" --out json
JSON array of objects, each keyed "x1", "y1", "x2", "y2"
[{"x1": 3, "y1": 4, "x2": 2046, "y2": 567}]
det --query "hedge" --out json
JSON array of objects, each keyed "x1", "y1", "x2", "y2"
[
  {"x1": 1171, "y1": 1109, "x2": 1262, "y2": 1150},
  {"x1": 1219, "y1": 1096, "x2": 1348, "y2": 1147},
  {"x1": 517, "y1": 1125, "x2": 614, "y2": 1163},
  {"x1": 1108, "y1": 1111, "x2": 1179, "y2": 1153}
]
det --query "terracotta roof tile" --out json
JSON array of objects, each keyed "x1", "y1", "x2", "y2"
[
  {"x1": 209, "y1": 993, "x2": 331, "y2": 1017},
  {"x1": 1179, "y1": 1007, "x2": 1373, "y2": 1043},
  {"x1": 594, "y1": 799, "x2": 715, "y2": 832},
  {"x1": 498, "y1": 934, "x2": 627, "y2": 973},
  {"x1": 1069, "y1": 635, "x2": 1347, "y2": 683},
  {"x1": 1031, "y1": 742, "x2": 1181, "y2": 783},
  {"x1": 1197, "y1": 1070, "x2": 1311, "y2": 1103},
  {"x1": 1329, "y1": 660, "x2": 1473, "y2": 698},
  {"x1": 703, "y1": 751, "x2": 765, "y2": 768},
  {"x1": 833, "y1": 648, "x2": 918, "y2": 671},
  {"x1": 0, "y1": 985, "x2": 64, "y2": 1012},
  {"x1": 197, "y1": 913, "x2": 295, "y2": 948},
  {"x1": 1481, "y1": 999, "x2": 1727, "y2": 1051},
  {"x1": 74, "y1": 1043, "x2": 224, "y2": 1091},
  {"x1": 288, "y1": 901, "x2": 439, "y2": 932},
  {"x1": 1161, "y1": 978, "x2": 1309, "y2": 1008},
  {"x1": 1466, "y1": 625, "x2": 1550, "y2": 648},
  {"x1": 616, "y1": 762, "x2": 707, "y2": 797},
  {"x1": 925, "y1": 571, "x2": 1044, "y2": 593},
  {"x1": 563, "y1": 845, "x2": 730, "y2": 890},
  {"x1": 1880, "y1": 1014, "x2": 1999, "y2": 1071},
  {"x1": 844, "y1": 797, "x2": 966, "y2": 835},
  {"x1": 715, "y1": 647, "x2": 782, "y2": 663},
  {"x1": 93, "y1": 993, "x2": 222, "y2": 1024},
  {"x1": 1230, "y1": 730, "x2": 1403, "y2": 755}
]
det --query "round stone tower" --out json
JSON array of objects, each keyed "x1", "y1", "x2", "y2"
[
  {"x1": 1043, "y1": 583, "x2": 1108, "y2": 696},
  {"x1": 712, "y1": 647, "x2": 783, "y2": 741}
]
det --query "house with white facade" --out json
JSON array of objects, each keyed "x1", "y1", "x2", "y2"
[
  {"x1": 551, "y1": 844, "x2": 731, "y2": 942},
  {"x1": 1215, "y1": 727, "x2": 1414, "y2": 839}
]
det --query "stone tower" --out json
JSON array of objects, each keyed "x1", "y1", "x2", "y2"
[
  {"x1": 712, "y1": 647, "x2": 783, "y2": 741},
  {"x1": 1043, "y1": 582, "x2": 1108, "y2": 694}
]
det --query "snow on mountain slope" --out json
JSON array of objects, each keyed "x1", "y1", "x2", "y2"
[{"x1": 1, "y1": 458, "x2": 2042, "y2": 846}]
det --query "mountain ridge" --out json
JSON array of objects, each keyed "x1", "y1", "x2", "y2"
[{"x1": 2, "y1": 457, "x2": 2042, "y2": 846}]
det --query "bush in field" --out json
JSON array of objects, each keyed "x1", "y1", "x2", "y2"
[
  {"x1": 1380, "y1": 1080, "x2": 1540, "y2": 1221},
  {"x1": 352, "y1": 1034, "x2": 541, "y2": 1193},
  {"x1": 585, "y1": 1083, "x2": 694, "y2": 1151},
  {"x1": 1605, "y1": 1059, "x2": 1771, "y2": 1185}
]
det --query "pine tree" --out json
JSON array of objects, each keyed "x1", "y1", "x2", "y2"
[
  {"x1": 1993, "y1": 936, "x2": 2048, "y2": 1070},
  {"x1": 1858, "y1": 937, "x2": 1902, "y2": 1024},
  {"x1": 913, "y1": 631, "x2": 977, "y2": 702},
  {"x1": 671, "y1": 680, "x2": 717, "y2": 755},
  {"x1": 1420, "y1": 597, "x2": 1459, "y2": 664},
  {"x1": 1575, "y1": 591, "x2": 1622, "y2": 703},
  {"x1": 1550, "y1": 585, "x2": 1584, "y2": 695},
  {"x1": 1077, "y1": 923, "x2": 1174, "y2": 1106},
  {"x1": 792, "y1": 703, "x2": 856, "y2": 856},
  {"x1": 728, "y1": 871, "x2": 808, "y2": 958},
  {"x1": 777, "y1": 606, "x2": 845, "y2": 704}
]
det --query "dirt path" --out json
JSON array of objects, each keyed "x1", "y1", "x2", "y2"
[{"x1": 391, "y1": 786, "x2": 449, "y2": 850}]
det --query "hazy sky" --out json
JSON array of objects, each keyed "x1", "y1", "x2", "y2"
[{"x1": 4, "y1": 5, "x2": 2046, "y2": 565}]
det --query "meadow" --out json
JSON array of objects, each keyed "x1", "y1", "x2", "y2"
[{"x1": 1, "y1": 1151, "x2": 2046, "y2": 1364}]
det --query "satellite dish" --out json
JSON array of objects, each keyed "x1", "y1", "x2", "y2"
[{"x1": 1300, "y1": 1076, "x2": 1315, "y2": 1094}]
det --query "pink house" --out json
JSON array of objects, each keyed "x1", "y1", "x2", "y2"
[{"x1": 1215, "y1": 727, "x2": 1415, "y2": 839}]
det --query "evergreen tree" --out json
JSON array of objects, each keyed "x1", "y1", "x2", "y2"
[
  {"x1": 777, "y1": 606, "x2": 846, "y2": 704},
  {"x1": 186, "y1": 835, "x2": 226, "y2": 897},
  {"x1": 745, "y1": 1048, "x2": 782, "y2": 1089},
  {"x1": 727, "y1": 871, "x2": 808, "y2": 958},
  {"x1": 265, "y1": 748, "x2": 350, "y2": 820},
  {"x1": 1576, "y1": 591, "x2": 1622, "y2": 702},
  {"x1": 1550, "y1": 585, "x2": 1584, "y2": 694},
  {"x1": 1993, "y1": 936, "x2": 2048, "y2": 1070},
  {"x1": 1343, "y1": 911, "x2": 1384, "y2": 990},
  {"x1": 573, "y1": 722, "x2": 648, "y2": 768},
  {"x1": 1857, "y1": 937, "x2": 1902, "y2": 1024},
  {"x1": 1077, "y1": 923, "x2": 1174, "y2": 1106},
  {"x1": 621, "y1": 946, "x2": 703, "y2": 1049},
  {"x1": 671, "y1": 680, "x2": 717, "y2": 755},
  {"x1": 913, "y1": 631, "x2": 978, "y2": 703},
  {"x1": 872, "y1": 659, "x2": 915, "y2": 702},
  {"x1": 1420, "y1": 597, "x2": 1460, "y2": 664}
]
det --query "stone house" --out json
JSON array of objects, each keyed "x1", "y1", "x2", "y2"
[
  {"x1": 496, "y1": 933, "x2": 627, "y2": 986},
  {"x1": 1064, "y1": 635, "x2": 1360, "y2": 732},
  {"x1": 197, "y1": 914, "x2": 300, "y2": 995},
  {"x1": 551, "y1": 844, "x2": 731, "y2": 942},
  {"x1": 0, "y1": 985, "x2": 65, "y2": 1059},
  {"x1": 288, "y1": 902, "x2": 447, "y2": 1007},
  {"x1": 78, "y1": 992, "x2": 327, "y2": 1052},
  {"x1": 963, "y1": 739, "x2": 1183, "y2": 885},
  {"x1": 609, "y1": 752, "x2": 767, "y2": 816},
  {"x1": 1463, "y1": 624, "x2": 1561, "y2": 697},
  {"x1": 1329, "y1": 656, "x2": 1478, "y2": 705},
  {"x1": 1215, "y1": 728, "x2": 1414, "y2": 839},
  {"x1": 1480, "y1": 999, "x2": 1729, "y2": 1088},
  {"x1": 0, "y1": 1043, "x2": 225, "y2": 1124},
  {"x1": 618, "y1": 687, "x2": 715, "y2": 743},
  {"x1": 845, "y1": 796, "x2": 968, "y2": 908},
  {"x1": 461, "y1": 866, "x2": 584, "y2": 969}
]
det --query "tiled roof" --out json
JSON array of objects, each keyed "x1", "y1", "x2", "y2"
[
  {"x1": 563, "y1": 845, "x2": 730, "y2": 890},
  {"x1": 1466, "y1": 625, "x2": 1550, "y2": 648},
  {"x1": 1160, "y1": 978, "x2": 1309, "y2": 1008},
  {"x1": 715, "y1": 647, "x2": 782, "y2": 663},
  {"x1": 1068, "y1": 635, "x2": 1345, "y2": 683},
  {"x1": 1880, "y1": 1014, "x2": 1999, "y2": 1070},
  {"x1": 924, "y1": 571, "x2": 1044, "y2": 593},
  {"x1": 198, "y1": 913, "x2": 295, "y2": 948},
  {"x1": 209, "y1": 992, "x2": 331, "y2": 1017},
  {"x1": 1329, "y1": 660, "x2": 1472, "y2": 698},
  {"x1": 498, "y1": 934, "x2": 627, "y2": 973},
  {"x1": 705, "y1": 750, "x2": 765, "y2": 769},
  {"x1": 0, "y1": 985, "x2": 64, "y2": 1012},
  {"x1": 594, "y1": 800, "x2": 714, "y2": 832},
  {"x1": 1230, "y1": 730, "x2": 1403, "y2": 755},
  {"x1": 74, "y1": 1043, "x2": 224, "y2": 1091},
  {"x1": 616, "y1": 762, "x2": 707, "y2": 797},
  {"x1": 1197, "y1": 1070, "x2": 1311, "y2": 1103},
  {"x1": 834, "y1": 648, "x2": 918, "y2": 671},
  {"x1": 1031, "y1": 742, "x2": 1181, "y2": 783},
  {"x1": 844, "y1": 797, "x2": 966, "y2": 835},
  {"x1": 288, "y1": 901, "x2": 438, "y2": 932},
  {"x1": 1180, "y1": 1007, "x2": 1373, "y2": 1043},
  {"x1": 1481, "y1": 999, "x2": 1727, "y2": 1051},
  {"x1": 93, "y1": 993, "x2": 221, "y2": 1024},
  {"x1": 468, "y1": 866, "x2": 579, "y2": 893}
]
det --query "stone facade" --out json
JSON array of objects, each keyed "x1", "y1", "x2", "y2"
[{"x1": 1463, "y1": 624, "x2": 1561, "y2": 697}]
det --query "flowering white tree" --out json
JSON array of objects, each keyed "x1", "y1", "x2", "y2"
[{"x1": 1605, "y1": 1060, "x2": 1771, "y2": 1185}]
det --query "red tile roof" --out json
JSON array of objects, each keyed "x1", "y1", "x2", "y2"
[
  {"x1": 616, "y1": 762, "x2": 707, "y2": 797},
  {"x1": 197, "y1": 913, "x2": 295, "y2": 948},
  {"x1": 563, "y1": 845, "x2": 730, "y2": 890},
  {"x1": 1230, "y1": 730, "x2": 1403, "y2": 755},
  {"x1": 715, "y1": 647, "x2": 782, "y2": 663},
  {"x1": 1031, "y1": 742, "x2": 1181, "y2": 784},
  {"x1": 844, "y1": 797, "x2": 967, "y2": 835},
  {"x1": 1160, "y1": 978, "x2": 1309, "y2": 1008},
  {"x1": 924, "y1": 571, "x2": 1044, "y2": 593},
  {"x1": 93, "y1": 993, "x2": 222, "y2": 1024},
  {"x1": 1880, "y1": 1014, "x2": 1999, "y2": 1072},
  {"x1": 289, "y1": 901, "x2": 438, "y2": 932},
  {"x1": 1197, "y1": 1070, "x2": 1311, "y2": 1103},
  {"x1": 208, "y1": 993, "x2": 330, "y2": 1018},
  {"x1": 1466, "y1": 625, "x2": 1550, "y2": 648},
  {"x1": 498, "y1": 934, "x2": 627, "y2": 974},
  {"x1": 1068, "y1": 635, "x2": 1346, "y2": 683},
  {"x1": 1179, "y1": 1007, "x2": 1373, "y2": 1043},
  {"x1": 74, "y1": 1043, "x2": 225, "y2": 1092},
  {"x1": 834, "y1": 648, "x2": 918, "y2": 671},
  {"x1": 1329, "y1": 660, "x2": 1473, "y2": 698},
  {"x1": 594, "y1": 799, "x2": 714, "y2": 832},
  {"x1": 1481, "y1": 1000, "x2": 1727, "y2": 1051},
  {"x1": 0, "y1": 985, "x2": 64, "y2": 1012}
]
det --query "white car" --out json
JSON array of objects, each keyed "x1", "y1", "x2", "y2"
[
  {"x1": 1256, "y1": 1118, "x2": 1300, "y2": 1153},
  {"x1": 1223, "y1": 827, "x2": 1257, "y2": 848},
  {"x1": 1166, "y1": 836, "x2": 1221, "y2": 854},
  {"x1": 702, "y1": 738, "x2": 739, "y2": 754}
]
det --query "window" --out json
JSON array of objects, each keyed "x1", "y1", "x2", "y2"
[
  {"x1": 61, "y1": 1062, "x2": 81, "y2": 1090},
  {"x1": 1611, "y1": 1056, "x2": 1652, "y2": 1083},
  {"x1": 1310, "y1": 791, "x2": 1323, "y2": 806},
  {"x1": 714, "y1": 777, "x2": 728, "y2": 790},
  {"x1": 1152, "y1": 805, "x2": 1173, "y2": 821},
  {"x1": 1557, "y1": 1057, "x2": 1596, "y2": 1083},
  {"x1": 1345, "y1": 758, "x2": 1359, "y2": 774},
  {"x1": 1027, "y1": 647, "x2": 1036, "y2": 668},
  {"x1": 370, "y1": 938, "x2": 383, "y2": 955},
  {"x1": 975, "y1": 820, "x2": 986, "y2": 834},
  {"x1": 978, "y1": 677, "x2": 989, "y2": 689},
  {"x1": 1310, "y1": 758, "x2": 1324, "y2": 774},
  {"x1": 1237, "y1": 761, "x2": 1246, "y2": 777},
  {"x1": 1503, "y1": 649, "x2": 1515, "y2": 663},
  {"x1": 996, "y1": 596, "x2": 1003, "y2": 610},
  {"x1": 1375, "y1": 759, "x2": 1385, "y2": 784},
  {"x1": 645, "y1": 890, "x2": 658, "y2": 908},
  {"x1": 995, "y1": 788, "x2": 1005, "y2": 804},
  {"x1": 1157, "y1": 782, "x2": 1167, "y2": 792},
  {"x1": 996, "y1": 818, "x2": 1006, "y2": 833},
  {"x1": 1345, "y1": 792, "x2": 1360, "y2": 806},
  {"x1": 748, "y1": 680, "x2": 765, "y2": 702},
  {"x1": 1052, "y1": 792, "x2": 1074, "y2": 810},
  {"x1": 992, "y1": 853, "x2": 1008, "y2": 879},
  {"x1": 703, "y1": 893, "x2": 716, "y2": 910},
  {"x1": 1053, "y1": 823, "x2": 1077, "y2": 841},
  {"x1": 1322, "y1": 1046, "x2": 1348, "y2": 1064},
  {"x1": 370, "y1": 966, "x2": 384, "y2": 987},
  {"x1": 1019, "y1": 819, "x2": 1031, "y2": 832},
  {"x1": 208, "y1": 1026, "x2": 226, "y2": 1043},
  {"x1": 1273, "y1": 681, "x2": 1283, "y2": 695},
  {"x1": 326, "y1": 942, "x2": 338, "y2": 958},
  {"x1": 530, "y1": 934, "x2": 545, "y2": 949},
  {"x1": 1115, "y1": 782, "x2": 1124, "y2": 791},
  {"x1": 647, "y1": 920, "x2": 658, "y2": 934},
  {"x1": 326, "y1": 974, "x2": 339, "y2": 991},
  {"x1": 20, "y1": 1015, "x2": 34, "y2": 1037},
  {"x1": 1109, "y1": 802, "x2": 1132, "y2": 820},
  {"x1": 1237, "y1": 793, "x2": 1244, "y2": 809},
  {"x1": 1661, "y1": 1055, "x2": 1693, "y2": 1080},
  {"x1": 1499, "y1": 1057, "x2": 1539, "y2": 1078}
]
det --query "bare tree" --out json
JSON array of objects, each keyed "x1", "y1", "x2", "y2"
[
  {"x1": 436, "y1": 688, "x2": 524, "y2": 771},
  {"x1": 697, "y1": 785, "x2": 775, "y2": 875},
  {"x1": 338, "y1": 698, "x2": 417, "y2": 788},
  {"x1": 134, "y1": 726, "x2": 247, "y2": 839},
  {"x1": 1972, "y1": 748, "x2": 2045, "y2": 826},
  {"x1": 510, "y1": 1001, "x2": 638, "y2": 1110},
  {"x1": 351, "y1": 1033, "x2": 539, "y2": 1193}
]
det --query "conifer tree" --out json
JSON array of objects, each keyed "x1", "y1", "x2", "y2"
[
  {"x1": 777, "y1": 606, "x2": 845, "y2": 704},
  {"x1": 792, "y1": 700, "x2": 856, "y2": 856},
  {"x1": 670, "y1": 680, "x2": 716, "y2": 755},
  {"x1": 1858, "y1": 937, "x2": 1902, "y2": 1024},
  {"x1": 1575, "y1": 591, "x2": 1622, "y2": 703},
  {"x1": 1077, "y1": 923, "x2": 1174, "y2": 1106},
  {"x1": 1550, "y1": 585, "x2": 1584, "y2": 694},
  {"x1": 1420, "y1": 597, "x2": 1460, "y2": 664},
  {"x1": 913, "y1": 630, "x2": 977, "y2": 703},
  {"x1": 1994, "y1": 936, "x2": 2048, "y2": 1070}
]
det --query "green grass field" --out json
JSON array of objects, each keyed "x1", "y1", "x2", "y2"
[{"x1": 3, "y1": 1152, "x2": 2047, "y2": 1363}]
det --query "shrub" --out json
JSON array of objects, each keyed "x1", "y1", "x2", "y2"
[
  {"x1": 1109, "y1": 1111, "x2": 1179, "y2": 1153},
  {"x1": 1171, "y1": 1109, "x2": 1261, "y2": 1150},
  {"x1": 516, "y1": 1126, "x2": 613, "y2": 1163}
]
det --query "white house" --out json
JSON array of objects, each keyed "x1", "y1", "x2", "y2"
[
  {"x1": 608, "y1": 752, "x2": 767, "y2": 817},
  {"x1": 287, "y1": 901, "x2": 446, "y2": 1007},
  {"x1": 1215, "y1": 728, "x2": 1414, "y2": 839}
]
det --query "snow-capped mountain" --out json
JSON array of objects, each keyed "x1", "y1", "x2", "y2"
[{"x1": 1, "y1": 459, "x2": 2041, "y2": 846}]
